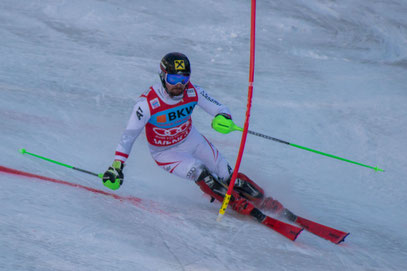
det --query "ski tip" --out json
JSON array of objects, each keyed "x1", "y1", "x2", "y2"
[
  {"x1": 19, "y1": 148, "x2": 27, "y2": 154},
  {"x1": 335, "y1": 232, "x2": 350, "y2": 244}
]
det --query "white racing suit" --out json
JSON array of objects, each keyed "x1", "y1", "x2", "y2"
[
  {"x1": 114, "y1": 82, "x2": 232, "y2": 182},
  {"x1": 113, "y1": 82, "x2": 284, "y2": 217}
]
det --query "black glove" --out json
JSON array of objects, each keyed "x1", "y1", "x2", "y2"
[{"x1": 102, "y1": 160, "x2": 124, "y2": 190}]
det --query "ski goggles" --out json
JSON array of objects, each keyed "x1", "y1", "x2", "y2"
[{"x1": 165, "y1": 73, "x2": 190, "y2": 85}]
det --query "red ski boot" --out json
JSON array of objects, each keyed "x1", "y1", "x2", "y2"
[
  {"x1": 232, "y1": 173, "x2": 265, "y2": 202},
  {"x1": 231, "y1": 197, "x2": 255, "y2": 215}
]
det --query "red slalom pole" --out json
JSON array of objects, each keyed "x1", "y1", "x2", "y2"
[{"x1": 217, "y1": 0, "x2": 256, "y2": 221}]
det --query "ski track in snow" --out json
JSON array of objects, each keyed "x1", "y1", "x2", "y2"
[{"x1": 1, "y1": 0, "x2": 407, "y2": 270}]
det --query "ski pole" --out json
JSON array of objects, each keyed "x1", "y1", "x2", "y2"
[
  {"x1": 227, "y1": 125, "x2": 384, "y2": 172},
  {"x1": 216, "y1": 0, "x2": 257, "y2": 222},
  {"x1": 19, "y1": 148, "x2": 104, "y2": 178}
]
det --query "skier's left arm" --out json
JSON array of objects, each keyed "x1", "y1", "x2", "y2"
[
  {"x1": 196, "y1": 86, "x2": 236, "y2": 134},
  {"x1": 196, "y1": 85, "x2": 231, "y2": 118}
]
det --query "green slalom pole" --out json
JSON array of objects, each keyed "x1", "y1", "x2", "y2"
[
  {"x1": 229, "y1": 125, "x2": 384, "y2": 172},
  {"x1": 19, "y1": 148, "x2": 104, "y2": 178}
]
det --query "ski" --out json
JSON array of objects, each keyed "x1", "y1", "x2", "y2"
[
  {"x1": 282, "y1": 209, "x2": 349, "y2": 244},
  {"x1": 250, "y1": 208, "x2": 303, "y2": 241},
  {"x1": 261, "y1": 215, "x2": 303, "y2": 241}
]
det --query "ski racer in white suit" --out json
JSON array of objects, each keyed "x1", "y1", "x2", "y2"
[
  {"x1": 115, "y1": 82, "x2": 233, "y2": 183},
  {"x1": 102, "y1": 52, "x2": 284, "y2": 219}
]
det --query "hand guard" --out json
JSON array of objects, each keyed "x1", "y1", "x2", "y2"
[
  {"x1": 102, "y1": 160, "x2": 124, "y2": 190},
  {"x1": 211, "y1": 113, "x2": 236, "y2": 134}
]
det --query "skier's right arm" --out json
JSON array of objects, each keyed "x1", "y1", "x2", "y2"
[
  {"x1": 102, "y1": 97, "x2": 150, "y2": 190},
  {"x1": 114, "y1": 97, "x2": 150, "y2": 162}
]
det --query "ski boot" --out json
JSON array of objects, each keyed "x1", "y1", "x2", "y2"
[
  {"x1": 195, "y1": 168, "x2": 257, "y2": 216},
  {"x1": 229, "y1": 173, "x2": 265, "y2": 202}
]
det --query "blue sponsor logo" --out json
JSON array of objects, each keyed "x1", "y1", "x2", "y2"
[{"x1": 149, "y1": 102, "x2": 197, "y2": 128}]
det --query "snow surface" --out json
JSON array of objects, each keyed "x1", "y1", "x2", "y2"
[{"x1": 1, "y1": 0, "x2": 407, "y2": 270}]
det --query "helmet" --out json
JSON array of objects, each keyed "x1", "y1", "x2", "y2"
[{"x1": 159, "y1": 52, "x2": 191, "y2": 92}]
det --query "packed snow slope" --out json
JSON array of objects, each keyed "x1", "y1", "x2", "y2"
[{"x1": 1, "y1": 0, "x2": 407, "y2": 270}]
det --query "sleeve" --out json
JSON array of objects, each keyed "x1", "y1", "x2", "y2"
[
  {"x1": 196, "y1": 85, "x2": 232, "y2": 118},
  {"x1": 114, "y1": 97, "x2": 151, "y2": 162}
]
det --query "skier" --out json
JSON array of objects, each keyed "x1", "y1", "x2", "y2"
[{"x1": 102, "y1": 52, "x2": 283, "y2": 218}]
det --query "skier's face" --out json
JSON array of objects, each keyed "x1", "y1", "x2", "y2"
[{"x1": 166, "y1": 82, "x2": 187, "y2": 97}]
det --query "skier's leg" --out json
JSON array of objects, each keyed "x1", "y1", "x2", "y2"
[
  {"x1": 152, "y1": 146, "x2": 269, "y2": 217},
  {"x1": 233, "y1": 173, "x2": 284, "y2": 214},
  {"x1": 151, "y1": 148, "x2": 204, "y2": 181},
  {"x1": 233, "y1": 172, "x2": 265, "y2": 202},
  {"x1": 192, "y1": 129, "x2": 267, "y2": 203},
  {"x1": 227, "y1": 173, "x2": 285, "y2": 215},
  {"x1": 149, "y1": 128, "x2": 271, "y2": 216},
  {"x1": 149, "y1": 127, "x2": 230, "y2": 182},
  {"x1": 192, "y1": 129, "x2": 233, "y2": 182},
  {"x1": 194, "y1": 167, "x2": 227, "y2": 202},
  {"x1": 195, "y1": 168, "x2": 255, "y2": 216}
]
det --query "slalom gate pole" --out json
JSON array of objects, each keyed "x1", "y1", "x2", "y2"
[
  {"x1": 227, "y1": 126, "x2": 384, "y2": 172},
  {"x1": 19, "y1": 148, "x2": 104, "y2": 178},
  {"x1": 217, "y1": 0, "x2": 257, "y2": 222}
]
